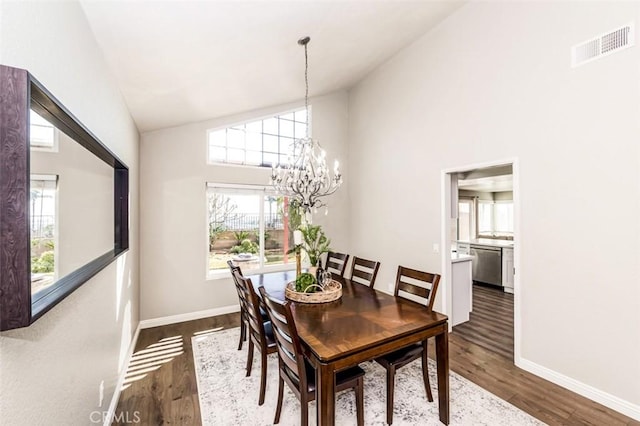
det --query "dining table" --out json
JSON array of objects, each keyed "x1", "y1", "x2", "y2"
[{"x1": 249, "y1": 270, "x2": 450, "y2": 426}]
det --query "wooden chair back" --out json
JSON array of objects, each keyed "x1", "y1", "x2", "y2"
[
  {"x1": 258, "y1": 286, "x2": 308, "y2": 396},
  {"x1": 350, "y1": 256, "x2": 381, "y2": 288},
  {"x1": 394, "y1": 266, "x2": 441, "y2": 312},
  {"x1": 228, "y1": 260, "x2": 246, "y2": 306},
  {"x1": 323, "y1": 251, "x2": 350, "y2": 277},
  {"x1": 233, "y1": 270, "x2": 268, "y2": 348}
]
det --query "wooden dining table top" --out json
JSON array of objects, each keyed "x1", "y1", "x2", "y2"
[{"x1": 249, "y1": 270, "x2": 448, "y2": 363}]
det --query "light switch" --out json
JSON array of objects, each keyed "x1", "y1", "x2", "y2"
[{"x1": 433, "y1": 243, "x2": 440, "y2": 253}]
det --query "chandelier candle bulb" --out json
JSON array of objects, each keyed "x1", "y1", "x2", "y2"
[{"x1": 294, "y1": 230, "x2": 303, "y2": 246}]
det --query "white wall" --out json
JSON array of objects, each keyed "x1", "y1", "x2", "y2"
[
  {"x1": 348, "y1": 0, "x2": 640, "y2": 416},
  {"x1": 140, "y1": 91, "x2": 349, "y2": 320},
  {"x1": 0, "y1": 2, "x2": 140, "y2": 425}
]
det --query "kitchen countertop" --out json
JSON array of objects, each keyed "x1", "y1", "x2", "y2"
[
  {"x1": 459, "y1": 238, "x2": 514, "y2": 249},
  {"x1": 451, "y1": 253, "x2": 473, "y2": 263}
]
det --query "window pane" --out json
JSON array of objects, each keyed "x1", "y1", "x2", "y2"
[
  {"x1": 477, "y1": 202, "x2": 493, "y2": 234},
  {"x1": 294, "y1": 121, "x2": 307, "y2": 139},
  {"x1": 30, "y1": 177, "x2": 57, "y2": 294},
  {"x1": 458, "y1": 201, "x2": 472, "y2": 241},
  {"x1": 208, "y1": 192, "x2": 260, "y2": 272},
  {"x1": 227, "y1": 128, "x2": 244, "y2": 149},
  {"x1": 263, "y1": 134, "x2": 278, "y2": 153},
  {"x1": 279, "y1": 154, "x2": 290, "y2": 166},
  {"x1": 495, "y1": 203, "x2": 514, "y2": 233},
  {"x1": 208, "y1": 129, "x2": 226, "y2": 147},
  {"x1": 209, "y1": 146, "x2": 226, "y2": 163},
  {"x1": 246, "y1": 132, "x2": 262, "y2": 151},
  {"x1": 263, "y1": 117, "x2": 278, "y2": 135},
  {"x1": 246, "y1": 120, "x2": 262, "y2": 134},
  {"x1": 30, "y1": 125, "x2": 55, "y2": 147},
  {"x1": 263, "y1": 152, "x2": 278, "y2": 167},
  {"x1": 279, "y1": 137, "x2": 294, "y2": 156},
  {"x1": 279, "y1": 119, "x2": 294, "y2": 138},
  {"x1": 227, "y1": 148, "x2": 244, "y2": 163},
  {"x1": 294, "y1": 109, "x2": 307, "y2": 123},
  {"x1": 245, "y1": 150, "x2": 262, "y2": 166},
  {"x1": 280, "y1": 112, "x2": 294, "y2": 121},
  {"x1": 263, "y1": 196, "x2": 296, "y2": 268}
]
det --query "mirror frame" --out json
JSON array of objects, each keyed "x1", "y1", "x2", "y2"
[{"x1": 0, "y1": 65, "x2": 129, "y2": 331}]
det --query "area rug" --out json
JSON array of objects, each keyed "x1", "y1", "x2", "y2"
[{"x1": 192, "y1": 328, "x2": 545, "y2": 426}]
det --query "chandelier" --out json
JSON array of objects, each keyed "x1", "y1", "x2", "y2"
[{"x1": 270, "y1": 36, "x2": 342, "y2": 215}]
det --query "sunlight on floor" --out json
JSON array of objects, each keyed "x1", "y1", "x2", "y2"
[{"x1": 121, "y1": 335, "x2": 184, "y2": 390}]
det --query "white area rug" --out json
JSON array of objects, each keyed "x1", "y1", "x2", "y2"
[{"x1": 193, "y1": 328, "x2": 545, "y2": 426}]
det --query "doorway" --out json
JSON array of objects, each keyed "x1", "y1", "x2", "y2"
[{"x1": 440, "y1": 159, "x2": 520, "y2": 363}]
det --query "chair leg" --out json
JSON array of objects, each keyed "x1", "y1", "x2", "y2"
[
  {"x1": 421, "y1": 341, "x2": 434, "y2": 402},
  {"x1": 355, "y1": 377, "x2": 364, "y2": 426},
  {"x1": 237, "y1": 314, "x2": 246, "y2": 350},
  {"x1": 301, "y1": 398, "x2": 308, "y2": 426},
  {"x1": 274, "y1": 377, "x2": 284, "y2": 424},
  {"x1": 387, "y1": 366, "x2": 396, "y2": 425},
  {"x1": 246, "y1": 340, "x2": 254, "y2": 377},
  {"x1": 258, "y1": 350, "x2": 268, "y2": 405}
]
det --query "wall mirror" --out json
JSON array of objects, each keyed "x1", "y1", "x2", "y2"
[{"x1": 0, "y1": 65, "x2": 129, "y2": 331}]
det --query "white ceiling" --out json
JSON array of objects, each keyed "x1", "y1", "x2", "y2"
[{"x1": 80, "y1": 1, "x2": 464, "y2": 132}]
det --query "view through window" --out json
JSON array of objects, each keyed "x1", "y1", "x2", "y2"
[
  {"x1": 30, "y1": 175, "x2": 57, "y2": 294},
  {"x1": 207, "y1": 185, "x2": 301, "y2": 275},
  {"x1": 477, "y1": 200, "x2": 514, "y2": 237}
]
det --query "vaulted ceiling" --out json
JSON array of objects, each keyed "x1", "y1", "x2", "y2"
[{"x1": 81, "y1": 1, "x2": 464, "y2": 132}]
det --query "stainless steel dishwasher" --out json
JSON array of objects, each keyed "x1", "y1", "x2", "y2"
[{"x1": 470, "y1": 245, "x2": 502, "y2": 287}]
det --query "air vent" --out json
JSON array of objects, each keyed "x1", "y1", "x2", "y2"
[{"x1": 572, "y1": 23, "x2": 634, "y2": 67}]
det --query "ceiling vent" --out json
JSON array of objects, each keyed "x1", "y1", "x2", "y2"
[{"x1": 571, "y1": 23, "x2": 634, "y2": 67}]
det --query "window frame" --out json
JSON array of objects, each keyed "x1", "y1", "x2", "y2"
[
  {"x1": 205, "y1": 183, "x2": 296, "y2": 280},
  {"x1": 206, "y1": 107, "x2": 311, "y2": 168}
]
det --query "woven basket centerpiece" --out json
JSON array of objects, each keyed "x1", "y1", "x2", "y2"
[{"x1": 285, "y1": 279, "x2": 342, "y2": 304}]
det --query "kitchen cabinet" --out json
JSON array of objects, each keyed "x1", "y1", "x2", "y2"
[
  {"x1": 451, "y1": 253, "x2": 472, "y2": 326},
  {"x1": 502, "y1": 247, "x2": 514, "y2": 294}
]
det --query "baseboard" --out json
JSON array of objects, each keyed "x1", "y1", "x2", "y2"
[
  {"x1": 517, "y1": 357, "x2": 640, "y2": 421},
  {"x1": 139, "y1": 305, "x2": 240, "y2": 329},
  {"x1": 103, "y1": 323, "x2": 141, "y2": 426}
]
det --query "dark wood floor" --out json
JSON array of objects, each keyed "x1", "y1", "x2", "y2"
[
  {"x1": 453, "y1": 283, "x2": 514, "y2": 360},
  {"x1": 114, "y1": 291, "x2": 639, "y2": 425}
]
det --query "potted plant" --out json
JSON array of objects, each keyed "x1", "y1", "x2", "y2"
[{"x1": 298, "y1": 225, "x2": 331, "y2": 272}]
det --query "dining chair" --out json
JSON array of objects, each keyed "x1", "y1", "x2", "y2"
[
  {"x1": 232, "y1": 269, "x2": 277, "y2": 405},
  {"x1": 349, "y1": 256, "x2": 381, "y2": 288},
  {"x1": 323, "y1": 251, "x2": 350, "y2": 277},
  {"x1": 375, "y1": 265, "x2": 441, "y2": 425},
  {"x1": 227, "y1": 260, "x2": 248, "y2": 351},
  {"x1": 258, "y1": 286, "x2": 365, "y2": 426},
  {"x1": 228, "y1": 260, "x2": 269, "y2": 351}
]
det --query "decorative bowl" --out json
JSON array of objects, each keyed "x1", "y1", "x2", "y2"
[{"x1": 285, "y1": 279, "x2": 342, "y2": 304}]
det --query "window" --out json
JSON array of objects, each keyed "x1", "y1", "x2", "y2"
[
  {"x1": 30, "y1": 175, "x2": 57, "y2": 295},
  {"x1": 457, "y1": 199, "x2": 474, "y2": 241},
  {"x1": 477, "y1": 200, "x2": 514, "y2": 238},
  {"x1": 207, "y1": 108, "x2": 309, "y2": 167},
  {"x1": 30, "y1": 109, "x2": 58, "y2": 151},
  {"x1": 207, "y1": 184, "x2": 300, "y2": 276}
]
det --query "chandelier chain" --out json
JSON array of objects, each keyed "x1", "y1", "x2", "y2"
[{"x1": 304, "y1": 40, "x2": 310, "y2": 138}]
